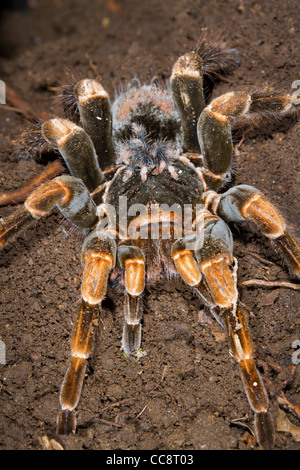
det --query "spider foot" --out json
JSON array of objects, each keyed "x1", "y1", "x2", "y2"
[
  {"x1": 56, "y1": 409, "x2": 76, "y2": 435},
  {"x1": 254, "y1": 411, "x2": 276, "y2": 450},
  {"x1": 226, "y1": 304, "x2": 276, "y2": 449},
  {"x1": 118, "y1": 245, "x2": 145, "y2": 355},
  {"x1": 122, "y1": 322, "x2": 142, "y2": 357}
]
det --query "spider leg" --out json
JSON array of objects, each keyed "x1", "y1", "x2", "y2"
[
  {"x1": 57, "y1": 231, "x2": 116, "y2": 433},
  {"x1": 57, "y1": 300, "x2": 99, "y2": 434},
  {"x1": 0, "y1": 160, "x2": 64, "y2": 207},
  {"x1": 206, "y1": 185, "x2": 300, "y2": 278},
  {"x1": 42, "y1": 117, "x2": 105, "y2": 192},
  {"x1": 118, "y1": 245, "x2": 145, "y2": 355},
  {"x1": 74, "y1": 79, "x2": 116, "y2": 170},
  {"x1": 171, "y1": 42, "x2": 237, "y2": 154},
  {"x1": 171, "y1": 51, "x2": 205, "y2": 154},
  {"x1": 171, "y1": 233, "x2": 202, "y2": 287},
  {"x1": 172, "y1": 213, "x2": 275, "y2": 449},
  {"x1": 197, "y1": 89, "x2": 299, "y2": 190},
  {"x1": 0, "y1": 175, "x2": 98, "y2": 246},
  {"x1": 224, "y1": 302, "x2": 274, "y2": 450}
]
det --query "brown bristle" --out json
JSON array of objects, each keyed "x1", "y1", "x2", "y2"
[
  {"x1": 193, "y1": 39, "x2": 239, "y2": 79},
  {"x1": 188, "y1": 30, "x2": 239, "y2": 103},
  {"x1": 16, "y1": 119, "x2": 57, "y2": 162},
  {"x1": 56, "y1": 68, "x2": 103, "y2": 124}
]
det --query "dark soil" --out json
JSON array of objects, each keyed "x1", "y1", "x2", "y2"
[{"x1": 0, "y1": 0, "x2": 299, "y2": 451}]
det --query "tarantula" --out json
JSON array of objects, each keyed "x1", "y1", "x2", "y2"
[{"x1": 1, "y1": 40, "x2": 299, "y2": 449}]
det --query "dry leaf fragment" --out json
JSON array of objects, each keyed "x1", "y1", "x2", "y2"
[
  {"x1": 39, "y1": 435, "x2": 64, "y2": 450},
  {"x1": 257, "y1": 289, "x2": 279, "y2": 307},
  {"x1": 277, "y1": 408, "x2": 300, "y2": 442},
  {"x1": 278, "y1": 392, "x2": 300, "y2": 418},
  {"x1": 49, "y1": 439, "x2": 64, "y2": 450},
  {"x1": 211, "y1": 330, "x2": 226, "y2": 343}
]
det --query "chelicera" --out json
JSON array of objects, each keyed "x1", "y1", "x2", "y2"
[{"x1": 1, "y1": 39, "x2": 299, "y2": 449}]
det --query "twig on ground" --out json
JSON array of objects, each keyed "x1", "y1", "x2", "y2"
[
  {"x1": 241, "y1": 279, "x2": 300, "y2": 290},
  {"x1": 99, "y1": 418, "x2": 122, "y2": 428},
  {"x1": 135, "y1": 405, "x2": 147, "y2": 420}
]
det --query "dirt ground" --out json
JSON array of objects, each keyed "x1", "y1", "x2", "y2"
[{"x1": 0, "y1": 0, "x2": 299, "y2": 451}]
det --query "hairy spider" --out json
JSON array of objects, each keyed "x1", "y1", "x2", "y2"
[{"x1": 1, "y1": 39, "x2": 299, "y2": 449}]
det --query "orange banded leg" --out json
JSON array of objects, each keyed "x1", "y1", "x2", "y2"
[
  {"x1": 194, "y1": 216, "x2": 237, "y2": 309},
  {"x1": 57, "y1": 231, "x2": 116, "y2": 434},
  {"x1": 170, "y1": 51, "x2": 205, "y2": 154},
  {"x1": 210, "y1": 184, "x2": 300, "y2": 278},
  {"x1": 171, "y1": 42, "x2": 237, "y2": 154},
  {"x1": 224, "y1": 304, "x2": 275, "y2": 449},
  {"x1": 196, "y1": 215, "x2": 275, "y2": 447},
  {"x1": 118, "y1": 245, "x2": 145, "y2": 355},
  {"x1": 57, "y1": 300, "x2": 99, "y2": 434},
  {"x1": 74, "y1": 79, "x2": 116, "y2": 170},
  {"x1": 171, "y1": 218, "x2": 236, "y2": 310},
  {"x1": 197, "y1": 90, "x2": 300, "y2": 187},
  {"x1": 0, "y1": 160, "x2": 64, "y2": 207},
  {"x1": 42, "y1": 117, "x2": 104, "y2": 192},
  {"x1": 172, "y1": 215, "x2": 275, "y2": 448},
  {"x1": 0, "y1": 175, "x2": 98, "y2": 247}
]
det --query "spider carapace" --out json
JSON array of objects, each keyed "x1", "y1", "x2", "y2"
[{"x1": 1, "y1": 39, "x2": 299, "y2": 449}]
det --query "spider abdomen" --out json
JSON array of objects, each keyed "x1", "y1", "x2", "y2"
[{"x1": 112, "y1": 84, "x2": 182, "y2": 145}]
